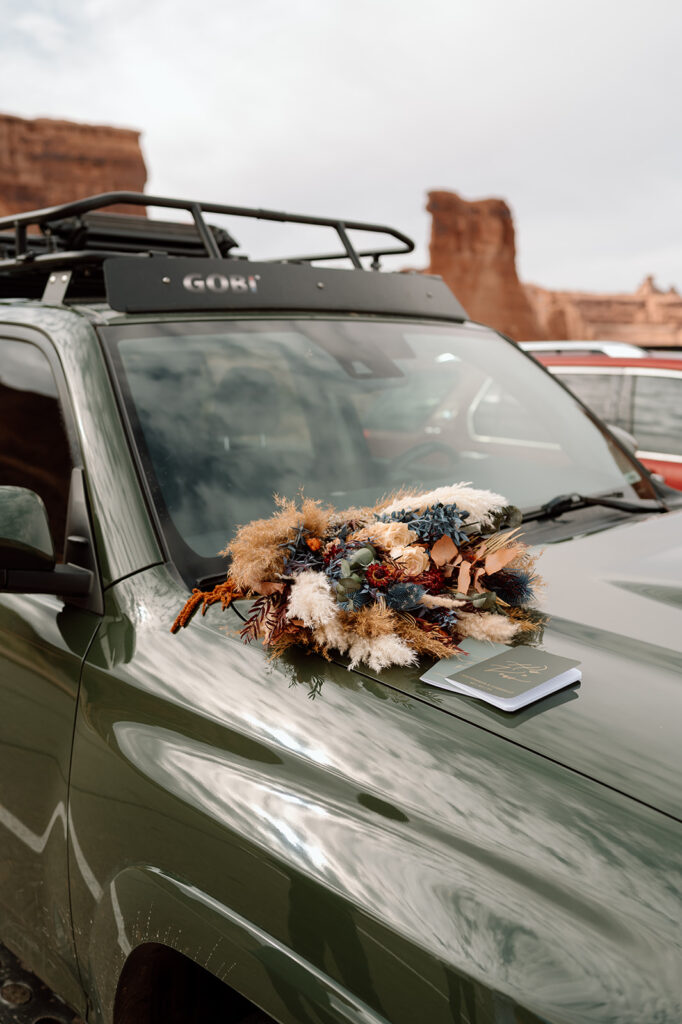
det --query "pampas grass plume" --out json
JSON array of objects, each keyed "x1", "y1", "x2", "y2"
[
  {"x1": 286, "y1": 571, "x2": 338, "y2": 628},
  {"x1": 312, "y1": 605, "x2": 416, "y2": 672},
  {"x1": 223, "y1": 495, "x2": 332, "y2": 592},
  {"x1": 420, "y1": 594, "x2": 465, "y2": 610},
  {"x1": 347, "y1": 634, "x2": 417, "y2": 672},
  {"x1": 456, "y1": 611, "x2": 519, "y2": 643}
]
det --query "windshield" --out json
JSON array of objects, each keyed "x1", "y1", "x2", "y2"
[{"x1": 102, "y1": 318, "x2": 648, "y2": 581}]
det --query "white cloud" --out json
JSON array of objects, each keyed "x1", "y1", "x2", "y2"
[{"x1": 12, "y1": 10, "x2": 68, "y2": 54}]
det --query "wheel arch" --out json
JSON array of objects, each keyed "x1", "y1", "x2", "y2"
[
  {"x1": 113, "y1": 942, "x2": 271, "y2": 1024},
  {"x1": 85, "y1": 865, "x2": 386, "y2": 1024}
]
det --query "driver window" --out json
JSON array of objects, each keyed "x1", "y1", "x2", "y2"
[{"x1": 0, "y1": 339, "x2": 72, "y2": 560}]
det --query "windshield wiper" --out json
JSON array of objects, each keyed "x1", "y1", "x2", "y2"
[{"x1": 524, "y1": 491, "x2": 668, "y2": 522}]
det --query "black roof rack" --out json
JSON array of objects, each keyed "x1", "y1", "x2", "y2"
[
  {"x1": 0, "y1": 191, "x2": 466, "y2": 322},
  {"x1": 0, "y1": 191, "x2": 415, "y2": 300}
]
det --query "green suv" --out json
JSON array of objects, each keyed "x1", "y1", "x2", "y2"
[{"x1": 0, "y1": 194, "x2": 680, "y2": 1024}]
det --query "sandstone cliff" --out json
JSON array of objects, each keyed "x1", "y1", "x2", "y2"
[
  {"x1": 0, "y1": 113, "x2": 147, "y2": 218},
  {"x1": 425, "y1": 190, "x2": 543, "y2": 340},
  {"x1": 525, "y1": 276, "x2": 682, "y2": 346},
  {"x1": 425, "y1": 189, "x2": 681, "y2": 346}
]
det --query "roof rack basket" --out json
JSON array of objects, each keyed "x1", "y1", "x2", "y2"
[{"x1": 0, "y1": 191, "x2": 415, "y2": 302}]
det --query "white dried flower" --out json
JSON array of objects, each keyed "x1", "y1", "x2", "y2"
[
  {"x1": 286, "y1": 571, "x2": 338, "y2": 628},
  {"x1": 393, "y1": 545, "x2": 430, "y2": 576},
  {"x1": 354, "y1": 520, "x2": 417, "y2": 552},
  {"x1": 313, "y1": 618, "x2": 350, "y2": 651},
  {"x1": 347, "y1": 634, "x2": 417, "y2": 672},
  {"x1": 419, "y1": 593, "x2": 465, "y2": 610},
  {"x1": 456, "y1": 611, "x2": 519, "y2": 643},
  {"x1": 313, "y1": 620, "x2": 417, "y2": 672}
]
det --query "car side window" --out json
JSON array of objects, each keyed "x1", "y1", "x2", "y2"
[
  {"x1": 632, "y1": 375, "x2": 682, "y2": 457},
  {"x1": 0, "y1": 339, "x2": 73, "y2": 560},
  {"x1": 555, "y1": 372, "x2": 622, "y2": 425}
]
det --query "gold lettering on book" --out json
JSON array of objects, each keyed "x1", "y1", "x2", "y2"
[{"x1": 483, "y1": 659, "x2": 548, "y2": 682}]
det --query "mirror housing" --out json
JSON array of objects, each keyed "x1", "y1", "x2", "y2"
[
  {"x1": 0, "y1": 487, "x2": 55, "y2": 570},
  {"x1": 0, "y1": 483, "x2": 94, "y2": 599}
]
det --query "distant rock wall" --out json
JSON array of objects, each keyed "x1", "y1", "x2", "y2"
[
  {"x1": 425, "y1": 190, "x2": 543, "y2": 340},
  {"x1": 0, "y1": 113, "x2": 147, "y2": 217},
  {"x1": 525, "y1": 276, "x2": 682, "y2": 346}
]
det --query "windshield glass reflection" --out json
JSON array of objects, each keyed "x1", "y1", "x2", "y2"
[{"x1": 103, "y1": 320, "x2": 641, "y2": 576}]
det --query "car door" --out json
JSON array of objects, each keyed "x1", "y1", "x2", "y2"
[{"x1": 0, "y1": 331, "x2": 100, "y2": 1013}]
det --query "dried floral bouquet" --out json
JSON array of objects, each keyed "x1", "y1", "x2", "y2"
[{"x1": 171, "y1": 483, "x2": 543, "y2": 672}]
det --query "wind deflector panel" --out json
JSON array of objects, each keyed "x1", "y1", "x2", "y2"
[{"x1": 104, "y1": 257, "x2": 467, "y2": 320}]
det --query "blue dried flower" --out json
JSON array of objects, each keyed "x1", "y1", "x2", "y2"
[
  {"x1": 283, "y1": 549, "x2": 324, "y2": 574},
  {"x1": 384, "y1": 583, "x2": 427, "y2": 611},
  {"x1": 336, "y1": 589, "x2": 372, "y2": 612},
  {"x1": 379, "y1": 503, "x2": 470, "y2": 546},
  {"x1": 431, "y1": 607, "x2": 459, "y2": 629},
  {"x1": 485, "y1": 569, "x2": 535, "y2": 607}
]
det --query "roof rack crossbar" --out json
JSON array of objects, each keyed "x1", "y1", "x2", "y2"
[
  {"x1": 189, "y1": 202, "x2": 222, "y2": 259},
  {"x1": 15, "y1": 222, "x2": 27, "y2": 257},
  {"x1": 0, "y1": 192, "x2": 415, "y2": 267},
  {"x1": 335, "y1": 221, "x2": 362, "y2": 270}
]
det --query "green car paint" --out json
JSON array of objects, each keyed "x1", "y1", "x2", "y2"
[
  {"x1": 69, "y1": 564, "x2": 682, "y2": 1024},
  {"x1": 0, "y1": 301, "x2": 681, "y2": 1024}
]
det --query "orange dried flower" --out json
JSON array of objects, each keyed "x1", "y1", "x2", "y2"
[
  {"x1": 170, "y1": 580, "x2": 243, "y2": 634},
  {"x1": 305, "y1": 536, "x2": 323, "y2": 552}
]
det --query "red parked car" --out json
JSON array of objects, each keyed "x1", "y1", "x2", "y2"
[{"x1": 522, "y1": 342, "x2": 682, "y2": 490}]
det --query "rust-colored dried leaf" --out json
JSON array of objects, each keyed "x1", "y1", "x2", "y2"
[
  {"x1": 430, "y1": 534, "x2": 458, "y2": 566},
  {"x1": 457, "y1": 560, "x2": 472, "y2": 594},
  {"x1": 485, "y1": 545, "x2": 524, "y2": 576},
  {"x1": 473, "y1": 567, "x2": 486, "y2": 593},
  {"x1": 253, "y1": 581, "x2": 287, "y2": 596}
]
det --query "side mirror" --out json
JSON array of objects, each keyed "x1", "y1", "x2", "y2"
[
  {"x1": 0, "y1": 487, "x2": 55, "y2": 569},
  {"x1": 0, "y1": 485, "x2": 93, "y2": 597}
]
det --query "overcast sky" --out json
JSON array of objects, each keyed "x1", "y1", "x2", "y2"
[{"x1": 2, "y1": 0, "x2": 680, "y2": 292}]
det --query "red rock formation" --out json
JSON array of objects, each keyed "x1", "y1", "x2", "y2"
[
  {"x1": 424, "y1": 189, "x2": 681, "y2": 346},
  {"x1": 425, "y1": 190, "x2": 543, "y2": 340},
  {"x1": 525, "y1": 276, "x2": 682, "y2": 346},
  {"x1": 0, "y1": 113, "x2": 147, "y2": 218}
]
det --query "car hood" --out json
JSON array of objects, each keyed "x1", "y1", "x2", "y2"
[{"x1": 346, "y1": 509, "x2": 682, "y2": 822}]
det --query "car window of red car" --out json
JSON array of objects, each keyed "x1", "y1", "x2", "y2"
[
  {"x1": 554, "y1": 372, "x2": 622, "y2": 425},
  {"x1": 632, "y1": 375, "x2": 682, "y2": 457}
]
